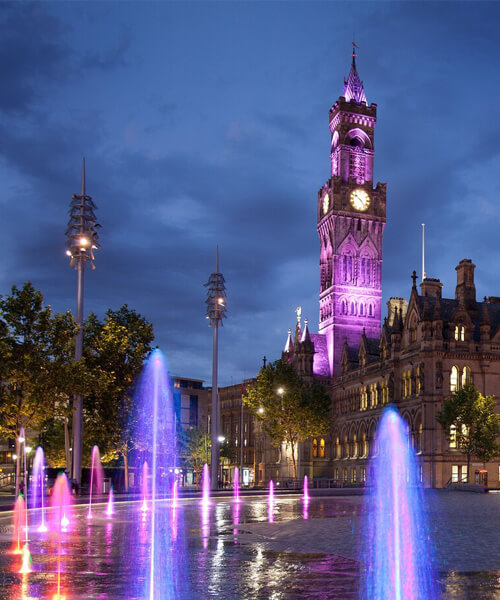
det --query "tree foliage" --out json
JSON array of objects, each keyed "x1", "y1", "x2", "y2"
[
  {"x1": 179, "y1": 427, "x2": 210, "y2": 483},
  {"x1": 244, "y1": 359, "x2": 331, "y2": 478},
  {"x1": 437, "y1": 383, "x2": 500, "y2": 482},
  {"x1": 82, "y1": 305, "x2": 154, "y2": 478},
  {"x1": 0, "y1": 282, "x2": 85, "y2": 442}
]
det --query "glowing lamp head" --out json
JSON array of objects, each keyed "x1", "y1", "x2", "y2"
[
  {"x1": 79, "y1": 237, "x2": 89, "y2": 246},
  {"x1": 217, "y1": 435, "x2": 225, "y2": 443},
  {"x1": 17, "y1": 436, "x2": 25, "y2": 444},
  {"x1": 65, "y1": 250, "x2": 72, "y2": 257},
  {"x1": 277, "y1": 387, "x2": 284, "y2": 396},
  {"x1": 258, "y1": 407, "x2": 264, "y2": 414}
]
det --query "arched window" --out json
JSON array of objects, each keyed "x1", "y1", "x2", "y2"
[
  {"x1": 312, "y1": 438, "x2": 318, "y2": 458},
  {"x1": 455, "y1": 325, "x2": 466, "y2": 342},
  {"x1": 368, "y1": 303, "x2": 374, "y2": 317},
  {"x1": 462, "y1": 366, "x2": 471, "y2": 387},
  {"x1": 359, "y1": 303, "x2": 364, "y2": 316},
  {"x1": 335, "y1": 436, "x2": 341, "y2": 459},
  {"x1": 450, "y1": 366, "x2": 459, "y2": 392},
  {"x1": 350, "y1": 301, "x2": 356, "y2": 315},
  {"x1": 340, "y1": 299, "x2": 346, "y2": 315},
  {"x1": 319, "y1": 438, "x2": 325, "y2": 458}
]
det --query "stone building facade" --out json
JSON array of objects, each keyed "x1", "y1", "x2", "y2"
[{"x1": 218, "y1": 49, "x2": 500, "y2": 489}]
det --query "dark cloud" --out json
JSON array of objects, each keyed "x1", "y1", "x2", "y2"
[{"x1": 2, "y1": 2, "x2": 500, "y2": 385}]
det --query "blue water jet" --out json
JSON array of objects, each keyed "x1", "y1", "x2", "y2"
[{"x1": 361, "y1": 405, "x2": 438, "y2": 600}]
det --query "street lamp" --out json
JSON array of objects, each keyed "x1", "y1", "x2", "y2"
[
  {"x1": 204, "y1": 246, "x2": 227, "y2": 491},
  {"x1": 66, "y1": 159, "x2": 101, "y2": 486}
]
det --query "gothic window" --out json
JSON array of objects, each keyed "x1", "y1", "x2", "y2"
[
  {"x1": 319, "y1": 438, "x2": 325, "y2": 458},
  {"x1": 350, "y1": 300, "x2": 356, "y2": 315},
  {"x1": 350, "y1": 136, "x2": 363, "y2": 147},
  {"x1": 416, "y1": 366, "x2": 422, "y2": 395},
  {"x1": 351, "y1": 468, "x2": 357, "y2": 483},
  {"x1": 312, "y1": 438, "x2": 318, "y2": 458},
  {"x1": 450, "y1": 366, "x2": 459, "y2": 393},
  {"x1": 368, "y1": 303, "x2": 374, "y2": 317},
  {"x1": 461, "y1": 366, "x2": 471, "y2": 387},
  {"x1": 360, "y1": 467, "x2": 366, "y2": 483},
  {"x1": 359, "y1": 302, "x2": 364, "y2": 316},
  {"x1": 340, "y1": 299, "x2": 347, "y2": 315},
  {"x1": 454, "y1": 325, "x2": 465, "y2": 341}
]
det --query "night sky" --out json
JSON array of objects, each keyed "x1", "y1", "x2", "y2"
[{"x1": 2, "y1": 2, "x2": 500, "y2": 385}]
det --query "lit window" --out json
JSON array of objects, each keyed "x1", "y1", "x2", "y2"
[
  {"x1": 455, "y1": 325, "x2": 466, "y2": 341},
  {"x1": 360, "y1": 467, "x2": 366, "y2": 483},
  {"x1": 416, "y1": 366, "x2": 422, "y2": 395},
  {"x1": 462, "y1": 366, "x2": 471, "y2": 387},
  {"x1": 460, "y1": 465, "x2": 468, "y2": 483},
  {"x1": 451, "y1": 465, "x2": 459, "y2": 483},
  {"x1": 319, "y1": 438, "x2": 325, "y2": 458},
  {"x1": 461, "y1": 326, "x2": 465, "y2": 341},
  {"x1": 450, "y1": 366, "x2": 459, "y2": 392},
  {"x1": 312, "y1": 438, "x2": 318, "y2": 458},
  {"x1": 343, "y1": 468, "x2": 348, "y2": 482},
  {"x1": 351, "y1": 468, "x2": 357, "y2": 483},
  {"x1": 449, "y1": 425, "x2": 457, "y2": 448},
  {"x1": 454, "y1": 326, "x2": 459, "y2": 341}
]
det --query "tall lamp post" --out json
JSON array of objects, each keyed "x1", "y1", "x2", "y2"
[
  {"x1": 65, "y1": 159, "x2": 101, "y2": 486},
  {"x1": 204, "y1": 247, "x2": 226, "y2": 491}
]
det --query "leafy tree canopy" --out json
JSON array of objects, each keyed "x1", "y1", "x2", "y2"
[
  {"x1": 437, "y1": 383, "x2": 500, "y2": 482},
  {"x1": 0, "y1": 282, "x2": 86, "y2": 441},
  {"x1": 244, "y1": 359, "x2": 331, "y2": 477}
]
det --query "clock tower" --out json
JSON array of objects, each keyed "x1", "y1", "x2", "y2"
[{"x1": 317, "y1": 47, "x2": 386, "y2": 377}]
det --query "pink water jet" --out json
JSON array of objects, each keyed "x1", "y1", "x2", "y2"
[
  {"x1": 233, "y1": 467, "x2": 241, "y2": 503},
  {"x1": 106, "y1": 487, "x2": 114, "y2": 517},
  {"x1": 268, "y1": 480, "x2": 275, "y2": 523},
  {"x1": 19, "y1": 543, "x2": 32, "y2": 574},
  {"x1": 87, "y1": 445, "x2": 104, "y2": 519},
  {"x1": 140, "y1": 462, "x2": 149, "y2": 513},
  {"x1": 12, "y1": 495, "x2": 27, "y2": 554},
  {"x1": 303, "y1": 475, "x2": 310, "y2": 504},
  {"x1": 201, "y1": 463, "x2": 210, "y2": 508},
  {"x1": 50, "y1": 473, "x2": 72, "y2": 533}
]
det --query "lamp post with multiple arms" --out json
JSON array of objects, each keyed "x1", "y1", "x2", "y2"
[
  {"x1": 65, "y1": 159, "x2": 101, "y2": 486},
  {"x1": 204, "y1": 247, "x2": 227, "y2": 491}
]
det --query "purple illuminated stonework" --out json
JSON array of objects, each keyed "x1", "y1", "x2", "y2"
[
  {"x1": 283, "y1": 51, "x2": 386, "y2": 379},
  {"x1": 318, "y1": 52, "x2": 386, "y2": 377}
]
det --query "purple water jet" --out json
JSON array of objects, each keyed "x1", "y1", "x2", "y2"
[
  {"x1": 87, "y1": 445, "x2": 104, "y2": 519},
  {"x1": 233, "y1": 467, "x2": 240, "y2": 503},
  {"x1": 201, "y1": 463, "x2": 210, "y2": 508},
  {"x1": 106, "y1": 487, "x2": 114, "y2": 517},
  {"x1": 129, "y1": 348, "x2": 187, "y2": 599},
  {"x1": 31, "y1": 447, "x2": 48, "y2": 532},
  {"x1": 361, "y1": 405, "x2": 437, "y2": 600},
  {"x1": 268, "y1": 480, "x2": 275, "y2": 522}
]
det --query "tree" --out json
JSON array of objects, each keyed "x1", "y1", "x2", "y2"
[
  {"x1": 179, "y1": 427, "x2": 210, "y2": 484},
  {"x1": 0, "y1": 282, "x2": 85, "y2": 442},
  {"x1": 82, "y1": 305, "x2": 154, "y2": 490},
  {"x1": 244, "y1": 359, "x2": 331, "y2": 479},
  {"x1": 437, "y1": 383, "x2": 500, "y2": 483}
]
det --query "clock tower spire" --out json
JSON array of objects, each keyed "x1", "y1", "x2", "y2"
[{"x1": 317, "y1": 48, "x2": 386, "y2": 377}]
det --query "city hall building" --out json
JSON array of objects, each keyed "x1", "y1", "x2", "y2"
[{"x1": 220, "y1": 50, "x2": 500, "y2": 489}]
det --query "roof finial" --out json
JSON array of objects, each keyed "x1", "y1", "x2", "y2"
[
  {"x1": 411, "y1": 270, "x2": 418, "y2": 288},
  {"x1": 352, "y1": 36, "x2": 358, "y2": 68}
]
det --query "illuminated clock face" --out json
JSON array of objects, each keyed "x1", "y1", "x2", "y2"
[
  {"x1": 350, "y1": 189, "x2": 370, "y2": 211},
  {"x1": 322, "y1": 193, "x2": 329, "y2": 215}
]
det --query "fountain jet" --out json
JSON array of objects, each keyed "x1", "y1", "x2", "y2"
[{"x1": 361, "y1": 406, "x2": 437, "y2": 600}]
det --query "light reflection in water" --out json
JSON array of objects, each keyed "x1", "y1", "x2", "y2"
[{"x1": 201, "y1": 504, "x2": 210, "y2": 550}]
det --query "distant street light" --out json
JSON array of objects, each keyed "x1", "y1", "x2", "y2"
[
  {"x1": 277, "y1": 387, "x2": 285, "y2": 396},
  {"x1": 204, "y1": 247, "x2": 227, "y2": 491},
  {"x1": 66, "y1": 159, "x2": 101, "y2": 486}
]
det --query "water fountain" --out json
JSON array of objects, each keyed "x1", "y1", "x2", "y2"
[
  {"x1": 201, "y1": 463, "x2": 210, "y2": 508},
  {"x1": 87, "y1": 445, "x2": 104, "y2": 519},
  {"x1": 31, "y1": 447, "x2": 48, "y2": 533},
  {"x1": 268, "y1": 480, "x2": 275, "y2": 523},
  {"x1": 361, "y1": 405, "x2": 438, "y2": 600},
  {"x1": 12, "y1": 495, "x2": 26, "y2": 555},
  {"x1": 233, "y1": 466, "x2": 240, "y2": 503},
  {"x1": 106, "y1": 487, "x2": 114, "y2": 517},
  {"x1": 131, "y1": 348, "x2": 187, "y2": 599},
  {"x1": 51, "y1": 473, "x2": 72, "y2": 600},
  {"x1": 141, "y1": 461, "x2": 149, "y2": 513}
]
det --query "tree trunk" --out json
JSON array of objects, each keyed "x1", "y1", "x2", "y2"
[
  {"x1": 290, "y1": 438, "x2": 297, "y2": 480},
  {"x1": 123, "y1": 450, "x2": 129, "y2": 493},
  {"x1": 467, "y1": 451, "x2": 471, "y2": 484}
]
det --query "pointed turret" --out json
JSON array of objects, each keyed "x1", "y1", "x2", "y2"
[
  {"x1": 343, "y1": 43, "x2": 367, "y2": 104},
  {"x1": 284, "y1": 328, "x2": 294, "y2": 353},
  {"x1": 301, "y1": 319, "x2": 311, "y2": 343}
]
